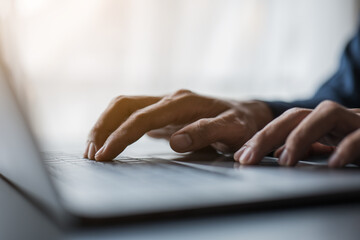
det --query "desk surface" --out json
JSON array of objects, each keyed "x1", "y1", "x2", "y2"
[{"x1": 1, "y1": 176, "x2": 360, "y2": 240}]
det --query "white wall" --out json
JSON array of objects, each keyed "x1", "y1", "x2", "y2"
[{"x1": 2, "y1": 0, "x2": 360, "y2": 149}]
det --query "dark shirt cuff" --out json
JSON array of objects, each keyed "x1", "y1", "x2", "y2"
[{"x1": 263, "y1": 99, "x2": 321, "y2": 118}]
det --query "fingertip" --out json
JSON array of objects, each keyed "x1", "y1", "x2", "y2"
[
  {"x1": 94, "y1": 153, "x2": 109, "y2": 162},
  {"x1": 94, "y1": 155, "x2": 106, "y2": 161},
  {"x1": 94, "y1": 146, "x2": 106, "y2": 161},
  {"x1": 83, "y1": 142, "x2": 90, "y2": 158},
  {"x1": 278, "y1": 149, "x2": 289, "y2": 166},
  {"x1": 233, "y1": 147, "x2": 245, "y2": 162},
  {"x1": 279, "y1": 148, "x2": 301, "y2": 167},
  {"x1": 274, "y1": 146, "x2": 285, "y2": 158},
  {"x1": 94, "y1": 143, "x2": 122, "y2": 161},
  {"x1": 88, "y1": 143, "x2": 96, "y2": 160},
  {"x1": 328, "y1": 154, "x2": 343, "y2": 168},
  {"x1": 328, "y1": 161, "x2": 341, "y2": 168},
  {"x1": 239, "y1": 147, "x2": 255, "y2": 165}
]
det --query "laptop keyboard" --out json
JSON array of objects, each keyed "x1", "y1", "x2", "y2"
[{"x1": 42, "y1": 152, "x2": 235, "y2": 189}]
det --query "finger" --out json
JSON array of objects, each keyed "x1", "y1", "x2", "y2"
[
  {"x1": 86, "y1": 96, "x2": 160, "y2": 159},
  {"x1": 281, "y1": 101, "x2": 360, "y2": 166},
  {"x1": 274, "y1": 145, "x2": 285, "y2": 158},
  {"x1": 234, "y1": 108, "x2": 311, "y2": 164},
  {"x1": 328, "y1": 129, "x2": 360, "y2": 167},
  {"x1": 88, "y1": 142, "x2": 97, "y2": 160},
  {"x1": 147, "y1": 125, "x2": 183, "y2": 139},
  {"x1": 169, "y1": 109, "x2": 253, "y2": 153},
  {"x1": 210, "y1": 142, "x2": 233, "y2": 153},
  {"x1": 95, "y1": 91, "x2": 229, "y2": 161},
  {"x1": 274, "y1": 143, "x2": 335, "y2": 158},
  {"x1": 350, "y1": 108, "x2": 360, "y2": 114},
  {"x1": 83, "y1": 142, "x2": 90, "y2": 158},
  {"x1": 307, "y1": 143, "x2": 336, "y2": 156},
  {"x1": 147, "y1": 130, "x2": 172, "y2": 140}
]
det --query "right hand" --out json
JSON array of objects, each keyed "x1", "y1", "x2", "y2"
[
  {"x1": 234, "y1": 101, "x2": 360, "y2": 167},
  {"x1": 83, "y1": 89, "x2": 273, "y2": 161}
]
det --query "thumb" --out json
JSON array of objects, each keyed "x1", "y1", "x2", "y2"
[{"x1": 169, "y1": 111, "x2": 248, "y2": 153}]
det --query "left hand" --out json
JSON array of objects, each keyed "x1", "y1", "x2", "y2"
[
  {"x1": 83, "y1": 89, "x2": 273, "y2": 161},
  {"x1": 234, "y1": 100, "x2": 360, "y2": 167}
]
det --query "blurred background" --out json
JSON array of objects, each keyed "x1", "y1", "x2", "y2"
[{"x1": 0, "y1": 0, "x2": 359, "y2": 150}]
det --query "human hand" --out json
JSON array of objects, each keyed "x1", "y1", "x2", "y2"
[
  {"x1": 234, "y1": 101, "x2": 360, "y2": 167},
  {"x1": 84, "y1": 89, "x2": 273, "y2": 161}
]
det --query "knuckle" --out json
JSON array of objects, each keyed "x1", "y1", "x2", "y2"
[
  {"x1": 88, "y1": 126, "x2": 109, "y2": 143},
  {"x1": 130, "y1": 109, "x2": 148, "y2": 123},
  {"x1": 224, "y1": 114, "x2": 248, "y2": 133},
  {"x1": 317, "y1": 100, "x2": 341, "y2": 113},
  {"x1": 251, "y1": 129, "x2": 269, "y2": 146},
  {"x1": 163, "y1": 89, "x2": 196, "y2": 105},
  {"x1": 196, "y1": 118, "x2": 210, "y2": 129},
  {"x1": 222, "y1": 112, "x2": 238, "y2": 122},
  {"x1": 89, "y1": 127, "x2": 100, "y2": 139},
  {"x1": 88, "y1": 127, "x2": 100, "y2": 140},
  {"x1": 173, "y1": 89, "x2": 192, "y2": 96},
  {"x1": 109, "y1": 95, "x2": 131, "y2": 108},
  {"x1": 284, "y1": 107, "x2": 310, "y2": 117},
  {"x1": 194, "y1": 119, "x2": 214, "y2": 139},
  {"x1": 284, "y1": 135, "x2": 300, "y2": 152},
  {"x1": 110, "y1": 95, "x2": 124, "y2": 105}
]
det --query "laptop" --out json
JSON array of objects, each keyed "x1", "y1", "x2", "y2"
[{"x1": 1, "y1": 38, "x2": 360, "y2": 228}]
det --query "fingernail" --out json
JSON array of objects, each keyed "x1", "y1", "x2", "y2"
[
  {"x1": 234, "y1": 147, "x2": 246, "y2": 161},
  {"x1": 88, "y1": 143, "x2": 96, "y2": 159},
  {"x1": 83, "y1": 143, "x2": 89, "y2": 158},
  {"x1": 274, "y1": 146, "x2": 284, "y2": 158},
  {"x1": 328, "y1": 153, "x2": 341, "y2": 168},
  {"x1": 239, "y1": 147, "x2": 253, "y2": 164},
  {"x1": 279, "y1": 149, "x2": 290, "y2": 166},
  {"x1": 95, "y1": 145, "x2": 105, "y2": 159},
  {"x1": 171, "y1": 133, "x2": 192, "y2": 151}
]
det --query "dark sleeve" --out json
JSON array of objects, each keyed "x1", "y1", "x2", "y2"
[{"x1": 264, "y1": 23, "x2": 360, "y2": 118}]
